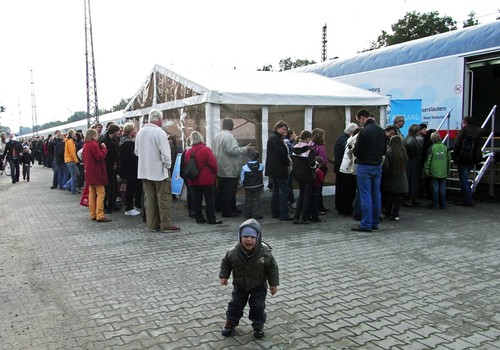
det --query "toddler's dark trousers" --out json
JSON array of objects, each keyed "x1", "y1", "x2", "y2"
[{"x1": 226, "y1": 282, "x2": 267, "y2": 329}]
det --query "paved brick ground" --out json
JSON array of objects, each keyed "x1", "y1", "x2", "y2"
[{"x1": 1, "y1": 165, "x2": 499, "y2": 349}]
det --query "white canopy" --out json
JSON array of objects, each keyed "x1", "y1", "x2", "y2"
[{"x1": 124, "y1": 64, "x2": 389, "y2": 117}]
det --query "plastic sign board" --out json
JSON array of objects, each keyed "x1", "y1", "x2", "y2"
[{"x1": 171, "y1": 153, "x2": 184, "y2": 196}]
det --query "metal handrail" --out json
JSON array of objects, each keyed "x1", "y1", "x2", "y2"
[
  {"x1": 472, "y1": 105, "x2": 496, "y2": 195},
  {"x1": 471, "y1": 153, "x2": 495, "y2": 193},
  {"x1": 480, "y1": 105, "x2": 496, "y2": 153},
  {"x1": 436, "y1": 109, "x2": 452, "y2": 146}
]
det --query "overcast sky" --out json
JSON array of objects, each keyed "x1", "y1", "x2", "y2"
[{"x1": 0, "y1": 0, "x2": 498, "y2": 132}]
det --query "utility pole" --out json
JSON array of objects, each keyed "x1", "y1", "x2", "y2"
[
  {"x1": 321, "y1": 24, "x2": 327, "y2": 62},
  {"x1": 84, "y1": 0, "x2": 99, "y2": 129},
  {"x1": 31, "y1": 69, "x2": 38, "y2": 137}
]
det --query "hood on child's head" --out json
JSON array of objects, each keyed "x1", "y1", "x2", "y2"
[
  {"x1": 237, "y1": 218, "x2": 261, "y2": 240},
  {"x1": 237, "y1": 218, "x2": 262, "y2": 253}
]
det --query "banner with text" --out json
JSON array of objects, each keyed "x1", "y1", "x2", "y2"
[{"x1": 390, "y1": 99, "x2": 422, "y2": 137}]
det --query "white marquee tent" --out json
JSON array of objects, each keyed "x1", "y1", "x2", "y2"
[{"x1": 124, "y1": 64, "x2": 389, "y2": 183}]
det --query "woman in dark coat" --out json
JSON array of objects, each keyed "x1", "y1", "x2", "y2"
[
  {"x1": 83, "y1": 129, "x2": 110, "y2": 222},
  {"x1": 119, "y1": 123, "x2": 143, "y2": 216},
  {"x1": 265, "y1": 120, "x2": 291, "y2": 221},
  {"x1": 403, "y1": 124, "x2": 423, "y2": 206},
  {"x1": 383, "y1": 135, "x2": 408, "y2": 221},
  {"x1": 183, "y1": 131, "x2": 222, "y2": 225}
]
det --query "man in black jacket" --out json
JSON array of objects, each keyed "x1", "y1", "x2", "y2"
[
  {"x1": 352, "y1": 110, "x2": 386, "y2": 232},
  {"x1": 453, "y1": 116, "x2": 489, "y2": 206},
  {"x1": 2, "y1": 133, "x2": 23, "y2": 183},
  {"x1": 265, "y1": 120, "x2": 292, "y2": 221}
]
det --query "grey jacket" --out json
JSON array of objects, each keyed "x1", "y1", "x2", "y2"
[{"x1": 212, "y1": 130, "x2": 247, "y2": 178}]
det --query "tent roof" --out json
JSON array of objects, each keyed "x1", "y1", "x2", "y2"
[{"x1": 124, "y1": 65, "x2": 389, "y2": 116}]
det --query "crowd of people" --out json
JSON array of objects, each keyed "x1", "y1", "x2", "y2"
[
  {"x1": 333, "y1": 111, "x2": 488, "y2": 232},
  {"x1": 1, "y1": 109, "x2": 488, "y2": 233},
  {"x1": 2, "y1": 110, "x2": 490, "y2": 342}
]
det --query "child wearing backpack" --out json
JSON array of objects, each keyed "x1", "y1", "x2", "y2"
[
  {"x1": 424, "y1": 132, "x2": 450, "y2": 209},
  {"x1": 240, "y1": 150, "x2": 264, "y2": 219}
]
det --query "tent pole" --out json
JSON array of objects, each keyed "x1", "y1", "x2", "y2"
[
  {"x1": 305, "y1": 106, "x2": 313, "y2": 130},
  {"x1": 261, "y1": 105, "x2": 269, "y2": 172},
  {"x1": 345, "y1": 107, "x2": 351, "y2": 127},
  {"x1": 206, "y1": 103, "x2": 220, "y2": 148},
  {"x1": 379, "y1": 106, "x2": 387, "y2": 128}
]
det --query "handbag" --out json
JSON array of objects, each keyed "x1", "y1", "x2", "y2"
[
  {"x1": 80, "y1": 185, "x2": 89, "y2": 207},
  {"x1": 182, "y1": 148, "x2": 200, "y2": 180}
]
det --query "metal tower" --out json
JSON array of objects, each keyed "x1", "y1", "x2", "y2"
[
  {"x1": 30, "y1": 69, "x2": 38, "y2": 136},
  {"x1": 321, "y1": 24, "x2": 327, "y2": 62},
  {"x1": 84, "y1": 0, "x2": 99, "y2": 129}
]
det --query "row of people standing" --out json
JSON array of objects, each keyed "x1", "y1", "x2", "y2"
[
  {"x1": 83, "y1": 111, "x2": 181, "y2": 229},
  {"x1": 179, "y1": 118, "x2": 328, "y2": 226},
  {"x1": 81, "y1": 122, "x2": 144, "y2": 223},
  {"x1": 180, "y1": 118, "x2": 256, "y2": 225}
]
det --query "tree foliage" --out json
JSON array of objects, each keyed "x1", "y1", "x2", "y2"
[
  {"x1": 16, "y1": 97, "x2": 130, "y2": 135},
  {"x1": 111, "y1": 98, "x2": 129, "y2": 112},
  {"x1": 67, "y1": 111, "x2": 87, "y2": 123},
  {"x1": 370, "y1": 11, "x2": 457, "y2": 49},
  {"x1": 257, "y1": 64, "x2": 274, "y2": 71},
  {"x1": 257, "y1": 58, "x2": 316, "y2": 72},
  {"x1": 279, "y1": 57, "x2": 316, "y2": 71},
  {"x1": 463, "y1": 11, "x2": 480, "y2": 28}
]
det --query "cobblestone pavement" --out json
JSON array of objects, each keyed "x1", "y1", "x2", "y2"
[{"x1": 1, "y1": 165, "x2": 499, "y2": 350}]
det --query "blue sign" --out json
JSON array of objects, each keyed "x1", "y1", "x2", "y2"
[
  {"x1": 171, "y1": 153, "x2": 184, "y2": 196},
  {"x1": 390, "y1": 99, "x2": 422, "y2": 137}
]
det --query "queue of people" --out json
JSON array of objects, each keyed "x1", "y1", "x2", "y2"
[{"x1": 2, "y1": 111, "x2": 487, "y2": 234}]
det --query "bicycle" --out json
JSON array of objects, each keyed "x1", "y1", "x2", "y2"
[{"x1": 0, "y1": 161, "x2": 11, "y2": 176}]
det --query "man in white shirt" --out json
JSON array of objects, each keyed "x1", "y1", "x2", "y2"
[{"x1": 135, "y1": 109, "x2": 180, "y2": 232}]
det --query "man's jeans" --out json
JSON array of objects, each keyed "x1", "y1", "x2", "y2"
[
  {"x1": 356, "y1": 164, "x2": 382, "y2": 229},
  {"x1": 270, "y1": 177, "x2": 290, "y2": 220},
  {"x1": 56, "y1": 163, "x2": 69, "y2": 189},
  {"x1": 65, "y1": 162, "x2": 80, "y2": 194},
  {"x1": 8, "y1": 159, "x2": 20, "y2": 182},
  {"x1": 457, "y1": 164, "x2": 473, "y2": 205}
]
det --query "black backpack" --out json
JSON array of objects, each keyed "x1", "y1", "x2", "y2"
[
  {"x1": 181, "y1": 148, "x2": 200, "y2": 180},
  {"x1": 459, "y1": 133, "x2": 475, "y2": 163}
]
